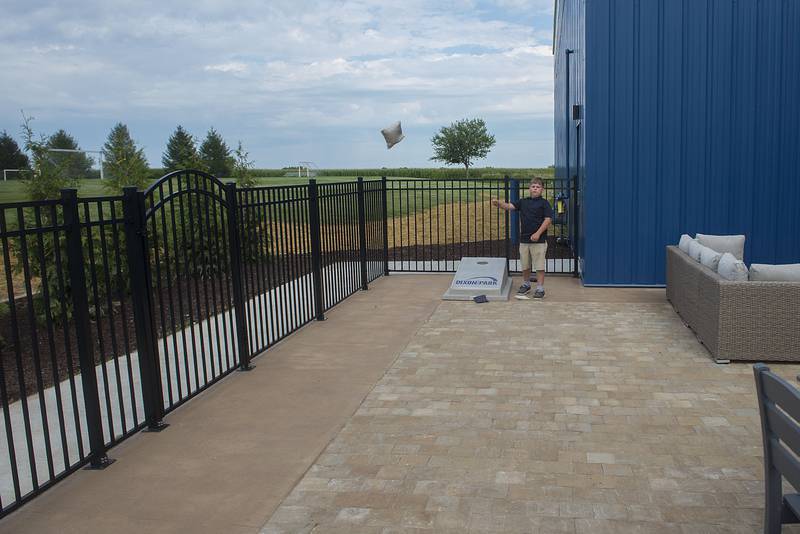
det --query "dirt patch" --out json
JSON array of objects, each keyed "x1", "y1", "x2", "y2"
[{"x1": 271, "y1": 200, "x2": 570, "y2": 253}]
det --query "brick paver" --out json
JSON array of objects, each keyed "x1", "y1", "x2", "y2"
[{"x1": 262, "y1": 298, "x2": 800, "y2": 533}]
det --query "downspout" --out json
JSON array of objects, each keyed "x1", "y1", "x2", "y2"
[
  {"x1": 565, "y1": 49, "x2": 576, "y2": 275},
  {"x1": 565, "y1": 49, "x2": 574, "y2": 185}
]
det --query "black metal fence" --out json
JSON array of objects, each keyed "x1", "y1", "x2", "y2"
[
  {"x1": 385, "y1": 177, "x2": 577, "y2": 274},
  {"x1": 0, "y1": 172, "x2": 577, "y2": 517}
]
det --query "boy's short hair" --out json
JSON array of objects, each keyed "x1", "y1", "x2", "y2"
[{"x1": 530, "y1": 178, "x2": 544, "y2": 187}]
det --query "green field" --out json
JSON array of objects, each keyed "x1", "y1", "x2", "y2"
[
  {"x1": 0, "y1": 167, "x2": 555, "y2": 204},
  {"x1": 0, "y1": 170, "x2": 559, "y2": 224}
]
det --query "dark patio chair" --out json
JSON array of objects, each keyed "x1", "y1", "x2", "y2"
[{"x1": 754, "y1": 363, "x2": 800, "y2": 533}]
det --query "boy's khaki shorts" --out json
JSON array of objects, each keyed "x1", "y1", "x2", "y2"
[{"x1": 520, "y1": 242, "x2": 548, "y2": 272}]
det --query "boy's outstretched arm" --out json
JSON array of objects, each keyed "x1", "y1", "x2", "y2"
[{"x1": 490, "y1": 198, "x2": 516, "y2": 211}]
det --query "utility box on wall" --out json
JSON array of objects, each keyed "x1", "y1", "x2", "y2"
[{"x1": 554, "y1": 0, "x2": 800, "y2": 286}]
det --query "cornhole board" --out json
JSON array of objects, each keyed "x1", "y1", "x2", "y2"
[{"x1": 442, "y1": 257, "x2": 512, "y2": 301}]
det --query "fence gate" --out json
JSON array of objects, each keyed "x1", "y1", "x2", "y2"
[{"x1": 123, "y1": 170, "x2": 249, "y2": 427}]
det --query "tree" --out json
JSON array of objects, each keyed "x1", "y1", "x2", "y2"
[
  {"x1": 0, "y1": 131, "x2": 29, "y2": 174},
  {"x1": 231, "y1": 141, "x2": 256, "y2": 188},
  {"x1": 232, "y1": 141, "x2": 268, "y2": 261},
  {"x1": 102, "y1": 123, "x2": 150, "y2": 192},
  {"x1": 21, "y1": 113, "x2": 75, "y2": 200},
  {"x1": 47, "y1": 129, "x2": 94, "y2": 180},
  {"x1": 162, "y1": 125, "x2": 201, "y2": 172},
  {"x1": 430, "y1": 118, "x2": 496, "y2": 178},
  {"x1": 199, "y1": 128, "x2": 233, "y2": 177}
]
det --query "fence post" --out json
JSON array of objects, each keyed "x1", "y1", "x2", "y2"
[
  {"x1": 381, "y1": 176, "x2": 389, "y2": 276},
  {"x1": 571, "y1": 173, "x2": 580, "y2": 277},
  {"x1": 509, "y1": 178, "x2": 520, "y2": 246},
  {"x1": 357, "y1": 177, "x2": 368, "y2": 290},
  {"x1": 503, "y1": 176, "x2": 510, "y2": 274},
  {"x1": 224, "y1": 183, "x2": 252, "y2": 370},
  {"x1": 122, "y1": 187, "x2": 167, "y2": 431},
  {"x1": 308, "y1": 179, "x2": 325, "y2": 321},
  {"x1": 61, "y1": 189, "x2": 114, "y2": 468}
]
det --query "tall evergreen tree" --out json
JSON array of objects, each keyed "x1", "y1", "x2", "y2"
[
  {"x1": 47, "y1": 129, "x2": 94, "y2": 179},
  {"x1": 199, "y1": 128, "x2": 233, "y2": 177},
  {"x1": 0, "y1": 131, "x2": 30, "y2": 175},
  {"x1": 102, "y1": 123, "x2": 150, "y2": 192},
  {"x1": 162, "y1": 125, "x2": 201, "y2": 172}
]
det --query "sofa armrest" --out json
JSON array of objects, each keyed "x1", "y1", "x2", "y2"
[
  {"x1": 717, "y1": 281, "x2": 800, "y2": 361},
  {"x1": 666, "y1": 246, "x2": 705, "y2": 329}
]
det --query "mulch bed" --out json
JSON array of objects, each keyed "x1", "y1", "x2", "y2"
[{"x1": 0, "y1": 254, "x2": 313, "y2": 403}]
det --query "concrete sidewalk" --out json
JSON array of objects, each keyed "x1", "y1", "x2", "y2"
[{"x1": 0, "y1": 274, "x2": 451, "y2": 534}]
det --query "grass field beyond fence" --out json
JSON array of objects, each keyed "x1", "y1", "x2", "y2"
[{"x1": 0, "y1": 167, "x2": 554, "y2": 204}]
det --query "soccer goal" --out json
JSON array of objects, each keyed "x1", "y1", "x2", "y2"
[
  {"x1": 297, "y1": 161, "x2": 317, "y2": 178},
  {"x1": 46, "y1": 148, "x2": 106, "y2": 179},
  {"x1": 2, "y1": 169, "x2": 28, "y2": 181}
]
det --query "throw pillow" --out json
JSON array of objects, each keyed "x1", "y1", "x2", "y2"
[
  {"x1": 678, "y1": 234, "x2": 693, "y2": 253},
  {"x1": 699, "y1": 245, "x2": 723, "y2": 271},
  {"x1": 696, "y1": 233, "x2": 745, "y2": 260},
  {"x1": 717, "y1": 252, "x2": 749, "y2": 281},
  {"x1": 749, "y1": 263, "x2": 800, "y2": 282},
  {"x1": 688, "y1": 239, "x2": 703, "y2": 262}
]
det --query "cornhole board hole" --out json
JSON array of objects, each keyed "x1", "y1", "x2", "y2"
[{"x1": 442, "y1": 257, "x2": 512, "y2": 301}]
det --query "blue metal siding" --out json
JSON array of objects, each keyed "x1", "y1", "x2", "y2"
[
  {"x1": 553, "y1": 0, "x2": 586, "y2": 268},
  {"x1": 567, "y1": 0, "x2": 800, "y2": 285}
]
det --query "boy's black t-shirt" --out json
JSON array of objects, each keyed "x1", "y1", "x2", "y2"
[{"x1": 512, "y1": 196, "x2": 553, "y2": 243}]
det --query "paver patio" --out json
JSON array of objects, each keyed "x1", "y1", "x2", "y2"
[
  {"x1": 262, "y1": 278, "x2": 800, "y2": 533},
  {"x1": 1, "y1": 274, "x2": 799, "y2": 533}
]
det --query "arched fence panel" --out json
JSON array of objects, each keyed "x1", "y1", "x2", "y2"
[{"x1": 123, "y1": 170, "x2": 248, "y2": 424}]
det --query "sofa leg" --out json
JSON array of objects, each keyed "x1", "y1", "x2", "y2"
[{"x1": 714, "y1": 358, "x2": 731, "y2": 364}]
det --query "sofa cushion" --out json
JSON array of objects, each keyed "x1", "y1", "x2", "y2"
[
  {"x1": 749, "y1": 263, "x2": 800, "y2": 282},
  {"x1": 717, "y1": 252, "x2": 749, "y2": 281},
  {"x1": 678, "y1": 234, "x2": 693, "y2": 253},
  {"x1": 696, "y1": 233, "x2": 745, "y2": 260},
  {"x1": 699, "y1": 245, "x2": 723, "y2": 271},
  {"x1": 688, "y1": 239, "x2": 703, "y2": 261}
]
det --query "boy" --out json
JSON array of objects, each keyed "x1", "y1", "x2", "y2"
[{"x1": 490, "y1": 178, "x2": 553, "y2": 298}]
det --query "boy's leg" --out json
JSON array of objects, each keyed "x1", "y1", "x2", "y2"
[
  {"x1": 531, "y1": 243, "x2": 548, "y2": 298},
  {"x1": 517, "y1": 245, "x2": 532, "y2": 295}
]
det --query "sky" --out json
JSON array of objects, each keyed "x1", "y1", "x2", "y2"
[{"x1": 0, "y1": 0, "x2": 555, "y2": 169}]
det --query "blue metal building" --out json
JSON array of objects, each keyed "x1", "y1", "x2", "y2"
[{"x1": 554, "y1": 0, "x2": 800, "y2": 286}]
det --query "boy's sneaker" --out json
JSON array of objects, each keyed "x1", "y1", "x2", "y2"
[
  {"x1": 515, "y1": 284, "x2": 531, "y2": 300},
  {"x1": 533, "y1": 288, "x2": 545, "y2": 299}
]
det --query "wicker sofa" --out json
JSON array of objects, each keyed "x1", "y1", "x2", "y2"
[{"x1": 666, "y1": 246, "x2": 800, "y2": 363}]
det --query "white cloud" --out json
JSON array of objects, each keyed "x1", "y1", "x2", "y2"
[
  {"x1": 0, "y1": 0, "x2": 555, "y2": 167},
  {"x1": 204, "y1": 62, "x2": 249, "y2": 73}
]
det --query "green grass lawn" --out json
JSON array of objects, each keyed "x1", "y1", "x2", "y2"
[
  {"x1": 0, "y1": 169, "x2": 556, "y2": 204},
  {"x1": 0, "y1": 173, "x2": 562, "y2": 223}
]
